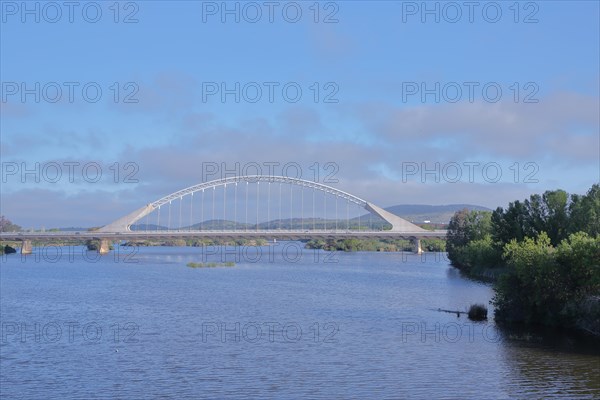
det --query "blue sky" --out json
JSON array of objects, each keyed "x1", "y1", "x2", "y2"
[{"x1": 1, "y1": 1, "x2": 599, "y2": 228}]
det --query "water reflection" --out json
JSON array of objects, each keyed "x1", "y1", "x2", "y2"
[{"x1": 499, "y1": 326, "x2": 600, "y2": 399}]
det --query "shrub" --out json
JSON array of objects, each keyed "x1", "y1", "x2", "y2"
[{"x1": 468, "y1": 304, "x2": 488, "y2": 321}]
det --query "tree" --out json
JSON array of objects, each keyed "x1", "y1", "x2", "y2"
[
  {"x1": 453, "y1": 184, "x2": 600, "y2": 333},
  {"x1": 492, "y1": 190, "x2": 572, "y2": 246},
  {"x1": 493, "y1": 232, "x2": 600, "y2": 329},
  {"x1": 493, "y1": 233, "x2": 559, "y2": 325},
  {"x1": 569, "y1": 184, "x2": 600, "y2": 236},
  {"x1": 542, "y1": 189, "x2": 569, "y2": 245},
  {"x1": 447, "y1": 209, "x2": 494, "y2": 270},
  {"x1": 462, "y1": 235, "x2": 499, "y2": 270},
  {"x1": 491, "y1": 201, "x2": 527, "y2": 244},
  {"x1": 555, "y1": 232, "x2": 600, "y2": 302},
  {"x1": 0, "y1": 216, "x2": 21, "y2": 232},
  {"x1": 523, "y1": 194, "x2": 546, "y2": 237}
]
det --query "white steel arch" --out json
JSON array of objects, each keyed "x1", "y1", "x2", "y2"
[
  {"x1": 98, "y1": 175, "x2": 425, "y2": 233},
  {"x1": 151, "y1": 175, "x2": 367, "y2": 209}
]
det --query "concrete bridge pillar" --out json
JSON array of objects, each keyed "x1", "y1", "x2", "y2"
[
  {"x1": 21, "y1": 240, "x2": 32, "y2": 255},
  {"x1": 412, "y1": 238, "x2": 422, "y2": 255},
  {"x1": 98, "y1": 239, "x2": 111, "y2": 255}
]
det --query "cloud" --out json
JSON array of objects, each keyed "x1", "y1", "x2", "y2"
[
  {"x1": 2, "y1": 89, "x2": 597, "y2": 228},
  {"x1": 1, "y1": 188, "x2": 143, "y2": 229},
  {"x1": 352, "y1": 91, "x2": 599, "y2": 165}
]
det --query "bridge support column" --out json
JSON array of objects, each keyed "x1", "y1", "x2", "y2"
[
  {"x1": 98, "y1": 239, "x2": 111, "y2": 255},
  {"x1": 21, "y1": 240, "x2": 32, "y2": 255},
  {"x1": 412, "y1": 238, "x2": 422, "y2": 255}
]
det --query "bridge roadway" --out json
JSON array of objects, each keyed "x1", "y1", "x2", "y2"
[
  {"x1": 0, "y1": 230, "x2": 446, "y2": 242},
  {"x1": 1, "y1": 230, "x2": 446, "y2": 254}
]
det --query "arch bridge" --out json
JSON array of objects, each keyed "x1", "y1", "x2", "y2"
[
  {"x1": 3, "y1": 175, "x2": 447, "y2": 254},
  {"x1": 98, "y1": 175, "x2": 426, "y2": 234}
]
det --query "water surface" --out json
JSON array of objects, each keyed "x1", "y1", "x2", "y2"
[{"x1": 1, "y1": 244, "x2": 598, "y2": 399}]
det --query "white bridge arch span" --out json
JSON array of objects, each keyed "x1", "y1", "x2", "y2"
[{"x1": 98, "y1": 175, "x2": 425, "y2": 233}]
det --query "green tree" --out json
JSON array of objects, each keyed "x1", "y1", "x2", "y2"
[
  {"x1": 447, "y1": 209, "x2": 494, "y2": 270},
  {"x1": 0, "y1": 216, "x2": 21, "y2": 232},
  {"x1": 569, "y1": 184, "x2": 600, "y2": 236},
  {"x1": 542, "y1": 189, "x2": 569, "y2": 245},
  {"x1": 523, "y1": 194, "x2": 546, "y2": 237},
  {"x1": 491, "y1": 200, "x2": 527, "y2": 244},
  {"x1": 463, "y1": 234, "x2": 499, "y2": 270},
  {"x1": 454, "y1": 184, "x2": 600, "y2": 333},
  {"x1": 555, "y1": 232, "x2": 600, "y2": 302},
  {"x1": 494, "y1": 232, "x2": 600, "y2": 330},
  {"x1": 492, "y1": 190, "x2": 572, "y2": 246},
  {"x1": 493, "y1": 233, "x2": 559, "y2": 325}
]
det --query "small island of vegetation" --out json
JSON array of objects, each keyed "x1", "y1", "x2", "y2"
[{"x1": 187, "y1": 261, "x2": 236, "y2": 268}]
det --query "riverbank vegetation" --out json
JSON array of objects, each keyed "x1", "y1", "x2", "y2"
[
  {"x1": 0, "y1": 216, "x2": 21, "y2": 233},
  {"x1": 0, "y1": 245, "x2": 17, "y2": 255},
  {"x1": 304, "y1": 238, "x2": 446, "y2": 252},
  {"x1": 0, "y1": 216, "x2": 21, "y2": 255},
  {"x1": 122, "y1": 238, "x2": 268, "y2": 247},
  {"x1": 447, "y1": 184, "x2": 600, "y2": 336},
  {"x1": 468, "y1": 304, "x2": 488, "y2": 321},
  {"x1": 85, "y1": 239, "x2": 114, "y2": 251},
  {"x1": 187, "y1": 261, "x2": 235, "y2": 268}
]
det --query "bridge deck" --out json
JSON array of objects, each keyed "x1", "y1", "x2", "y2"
[{"x1": 1, "y1": 230, "x2": 446, "y2": 242}]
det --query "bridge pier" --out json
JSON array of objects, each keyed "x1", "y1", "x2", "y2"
[
  {"x1": 98, "y1": 239, "x2": 111, "y2": 255},
  {"x1": 21, "y1": 240, "x2": 32, "y2": 255},
  {"x1": 411, "y1": 238, "x2": 422, "y2": 255}
]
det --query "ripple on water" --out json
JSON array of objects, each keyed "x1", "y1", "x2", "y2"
[{"x1": 1, "y1": 247, "x2": 598, "y2": 399}]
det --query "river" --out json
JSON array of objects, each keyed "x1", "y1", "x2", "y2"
[{"x1": 1, "y1": 244, "x2": 598, "y2": 399}]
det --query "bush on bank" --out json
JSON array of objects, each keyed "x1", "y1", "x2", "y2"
[
  {"x1": 304, "y1": 238, "x2": 446, "y2": 252},
  {"x1": 493, "y1": 232, "x2": 600, "y2": 334},
  {"x1": 447, "y1": 184, "x2": 600, "y2": 335},
  {"x1": 468, "y1": 304, "x2": 488, "y2": 321}
]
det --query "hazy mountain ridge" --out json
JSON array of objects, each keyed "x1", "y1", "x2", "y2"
[
  {"x1": 126, "y1": 204, "x2": 489, "y2": 230},
  {"x1": 384, "y1": 204, "x2": 492, "y2": 224}
]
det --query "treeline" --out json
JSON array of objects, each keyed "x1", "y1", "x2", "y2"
[
  {"x1": 305, "y1": 238, "x2": 446, "y2": 252},
  {"x1": 1, "y1": 217, "x2": 22, "y2": 255},
  {"x1": 0, "y1": 245, "x2": 17, "y2": 255},
  {"x1": 0, "y1": 216, "x2": 21, "y2": 233},
  {"x1": 447, "y1": 184, "x2": 600, "y2": 335},
  {"x1": 122, "y1": 238, "x2": 268, "y2": 247}
]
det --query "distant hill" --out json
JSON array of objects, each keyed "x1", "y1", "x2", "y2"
[
  {"x1": 383, "y1": 204, "x2": 491, "y2": 224},
  {"x1": 128, "y1": 204, "x2": 489, "y2": 231},
  {"x1": 57, "y1": 227, "x2": 90, "y2": 231}
]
